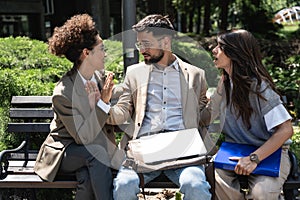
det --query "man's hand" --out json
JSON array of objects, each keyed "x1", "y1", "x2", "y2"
[{"x1": 101, "y1": 72, "x2": 114, "y2": 104}]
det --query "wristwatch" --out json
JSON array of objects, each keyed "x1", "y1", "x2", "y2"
[{"x1": 249, "y1": 153, "x2": 260, "y2": 164}]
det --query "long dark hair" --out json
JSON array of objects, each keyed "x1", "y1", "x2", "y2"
[{"x1": 218, "y1": 29, "x2": 280, "y2": 128}]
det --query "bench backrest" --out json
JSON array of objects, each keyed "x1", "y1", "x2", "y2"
[{"x1": 7, "y1": 96, "x2": 53, "y2": 162}]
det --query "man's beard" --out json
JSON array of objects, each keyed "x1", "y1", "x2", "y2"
[{"x1": 144, "y1": 50, "x2": 164, "y2": 64}]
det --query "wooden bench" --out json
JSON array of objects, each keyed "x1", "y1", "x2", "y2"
[{"x1": 0, "y1": 96, "x2": 216, "y2": 199}]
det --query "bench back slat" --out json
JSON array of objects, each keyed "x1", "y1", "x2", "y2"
[
  {"x1": 10, "y1": 108, "x2": 53, "y2": 119},
  {"x1": 11, "y1": 96, "x2": 52, "y2": 107},
  {"x1": 7, "y1": 123, "x2": 51, "y2": 133}
]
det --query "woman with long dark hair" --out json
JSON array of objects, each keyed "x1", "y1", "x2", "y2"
[{"x1": 211, "y1": 29, "x2": 293, "y2": 200}]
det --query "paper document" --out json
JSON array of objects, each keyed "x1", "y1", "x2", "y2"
[{"x1": 128, "y1": 128, "x2": 207, "y2": 164}]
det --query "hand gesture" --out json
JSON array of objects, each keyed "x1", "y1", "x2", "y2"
[
  {"x1": 101, "y1": 72, "x2": 114, "y2": 104},
  {"x1": 85, "y1": 81, "x2": 101, "y2": 110}
]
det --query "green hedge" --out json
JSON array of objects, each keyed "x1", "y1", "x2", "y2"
[{"x1": 0, "y1": 37, "x2": 71, "y2": 150}]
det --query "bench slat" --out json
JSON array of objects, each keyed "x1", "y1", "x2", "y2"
[
  {"x1": 7, "y1": 123, "x2": 50, "y2": 133},
  {"x1": 11, "y1": 96, "x2": 52, "y2": 105},
  {"x1": 0, "y1": 175, "x2": 77, "y2": 188},
  {"x1": 10, "y1": 108, "x2": 53, "y2": 119},
  {"x1": 9, "y1": 152, "x2": 38, "y2": 160},
  {"x1": 11, "y1": 96, "x2": 52, "y2": 107}
]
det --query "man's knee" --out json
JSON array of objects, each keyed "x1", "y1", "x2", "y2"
[
  {"x1": 179, "y1": 166, "x2": 207, "y2": 184},
  {"x1": 179, "y1": 166, "x2": 212, "y2": 199},
  {"x1": 113, "y1": 168, "x2": 140, "y2": 200}
]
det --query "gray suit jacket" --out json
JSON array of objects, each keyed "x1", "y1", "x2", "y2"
[
  {"x1": 34, "y1": 70, "x2": 117, "y2": 182},
  {"x1": 108, "y1": 57, "x2": 208, "y2": 149}
]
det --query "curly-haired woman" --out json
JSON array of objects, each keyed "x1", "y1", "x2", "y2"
[{"x1": 34, "y1": 14, "x2": 115, "y2": 200}]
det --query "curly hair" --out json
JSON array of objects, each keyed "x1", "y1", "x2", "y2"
[{"x1": 48, "y1": 14, "x2": 99, "y2": 67}]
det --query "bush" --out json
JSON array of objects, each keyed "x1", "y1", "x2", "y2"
[
  {"x1": 0, "y1": 37, "x2": 72, "y2": 148},
  {"x1": 291, "y1": 126, "x2": 300, "y2": 166},
  {"x1": 0, "y1": 36, "x2": 74, "y2": 200},
  {"x1": 172, "y1": 36, "x2": 219, "y2": 87},
  {"x1": 264, "y1": 54, "x2": 300, "y2": 120}
]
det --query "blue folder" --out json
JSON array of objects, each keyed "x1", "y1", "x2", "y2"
[{"x1": 214, "y1": 142, "x2": 282, "y2": 177}]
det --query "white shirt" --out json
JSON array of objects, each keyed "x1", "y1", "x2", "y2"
[
  {"x1": 77, "y1": 70, "x2": 110, "y2": 114},
  {"x1": 264, "y1": 104, "x2": 292, "y2": 131}
]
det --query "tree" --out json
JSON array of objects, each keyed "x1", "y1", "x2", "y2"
[
  {"x1": 195, "y1": 2, "x2": 202, "y2": 34},
  {"x1": 240, "y1": 0, "x2": 278, "y2": 35},
  {"x1": 203, "y1": 0, "x2": 212, "y2": 36},
  {"x1": 219, "y1": 0, "x2": 231, "y2": 31}
]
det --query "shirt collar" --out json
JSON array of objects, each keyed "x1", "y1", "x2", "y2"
[
  {"x1": 171, "y1": 56, "x2": 180, "y2": 71},
  {"x1": 77, "y1": 70, "x2": 97, "y2": 85},
  {"x1": 153, "y1": 55, "x2": 179, "y2": 71}
]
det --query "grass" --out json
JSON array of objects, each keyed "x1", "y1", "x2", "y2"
[{"x1": 278, "y1": 22, "x2": 300, "y2": 38}]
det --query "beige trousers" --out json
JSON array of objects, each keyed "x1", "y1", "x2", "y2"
[{"x1": 215, "y1": 147, "x2": 291, "y2": 200}]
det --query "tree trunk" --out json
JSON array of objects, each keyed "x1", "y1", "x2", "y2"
[
  {"x1": 196, "y1": 4, "x2": 202, "y2": 34},
  {"x1": 203, "y1": 0, "x2": 211, "y2": 36},
  {"x1": 219, "y1": 0, "x2": 230, "y2": 32},
  {"x1": 188, "y1": 0, "x2": 196, "y2": 33},
  {"x1": 181, "y1": 13, "x2": 187, "y2": 33},
  {"x1": 91, "y1": 0, "x2": 110, "y2": 38}
]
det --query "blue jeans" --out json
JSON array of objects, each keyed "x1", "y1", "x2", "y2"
[{"x1": 113, "y1": 165, "x2": 211, "y2": 200}]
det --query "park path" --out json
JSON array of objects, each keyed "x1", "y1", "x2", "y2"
[{"x1": 138, "y1": 188, "x2": 179, "y2": 200}]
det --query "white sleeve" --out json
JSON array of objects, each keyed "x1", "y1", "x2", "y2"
[
  {"x1": 97, "y1": 99, "x2": 111, "y2": 114},
  {"x1": 264, "y1": 104, "x2": 292, "y2": 131}
]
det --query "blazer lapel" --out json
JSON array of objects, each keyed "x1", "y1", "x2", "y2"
[
  {"x1": 178, "y1": 59, "x2": 189, "y2": 120},
  {"x1": 94, "y1": 70, "x2": 104, "y2": 90},
  {"x1": 132, "y1": 64, "x2": 152, "y2": 139},
  {"x1": 70, "y1": 71, "x2": 90, "y2": 117},
  {"x1": 140, "y1": 65, "x2": 152, "y2": 103}
]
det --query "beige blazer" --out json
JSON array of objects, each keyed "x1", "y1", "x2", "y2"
[
  {"x1": 34, "y1": 70, "x2": 117, "y2": 182},
  {"x1": 108, "y1": 57, "x2": 208, "y2": 149}
]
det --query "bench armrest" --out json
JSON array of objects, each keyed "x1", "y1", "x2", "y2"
[
  {"x1": 288, "y1": 150, "x2": 299, "y2": 180},
  {"x1": 0, "y1": 141, "x2": 27, "y2": 179}
]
